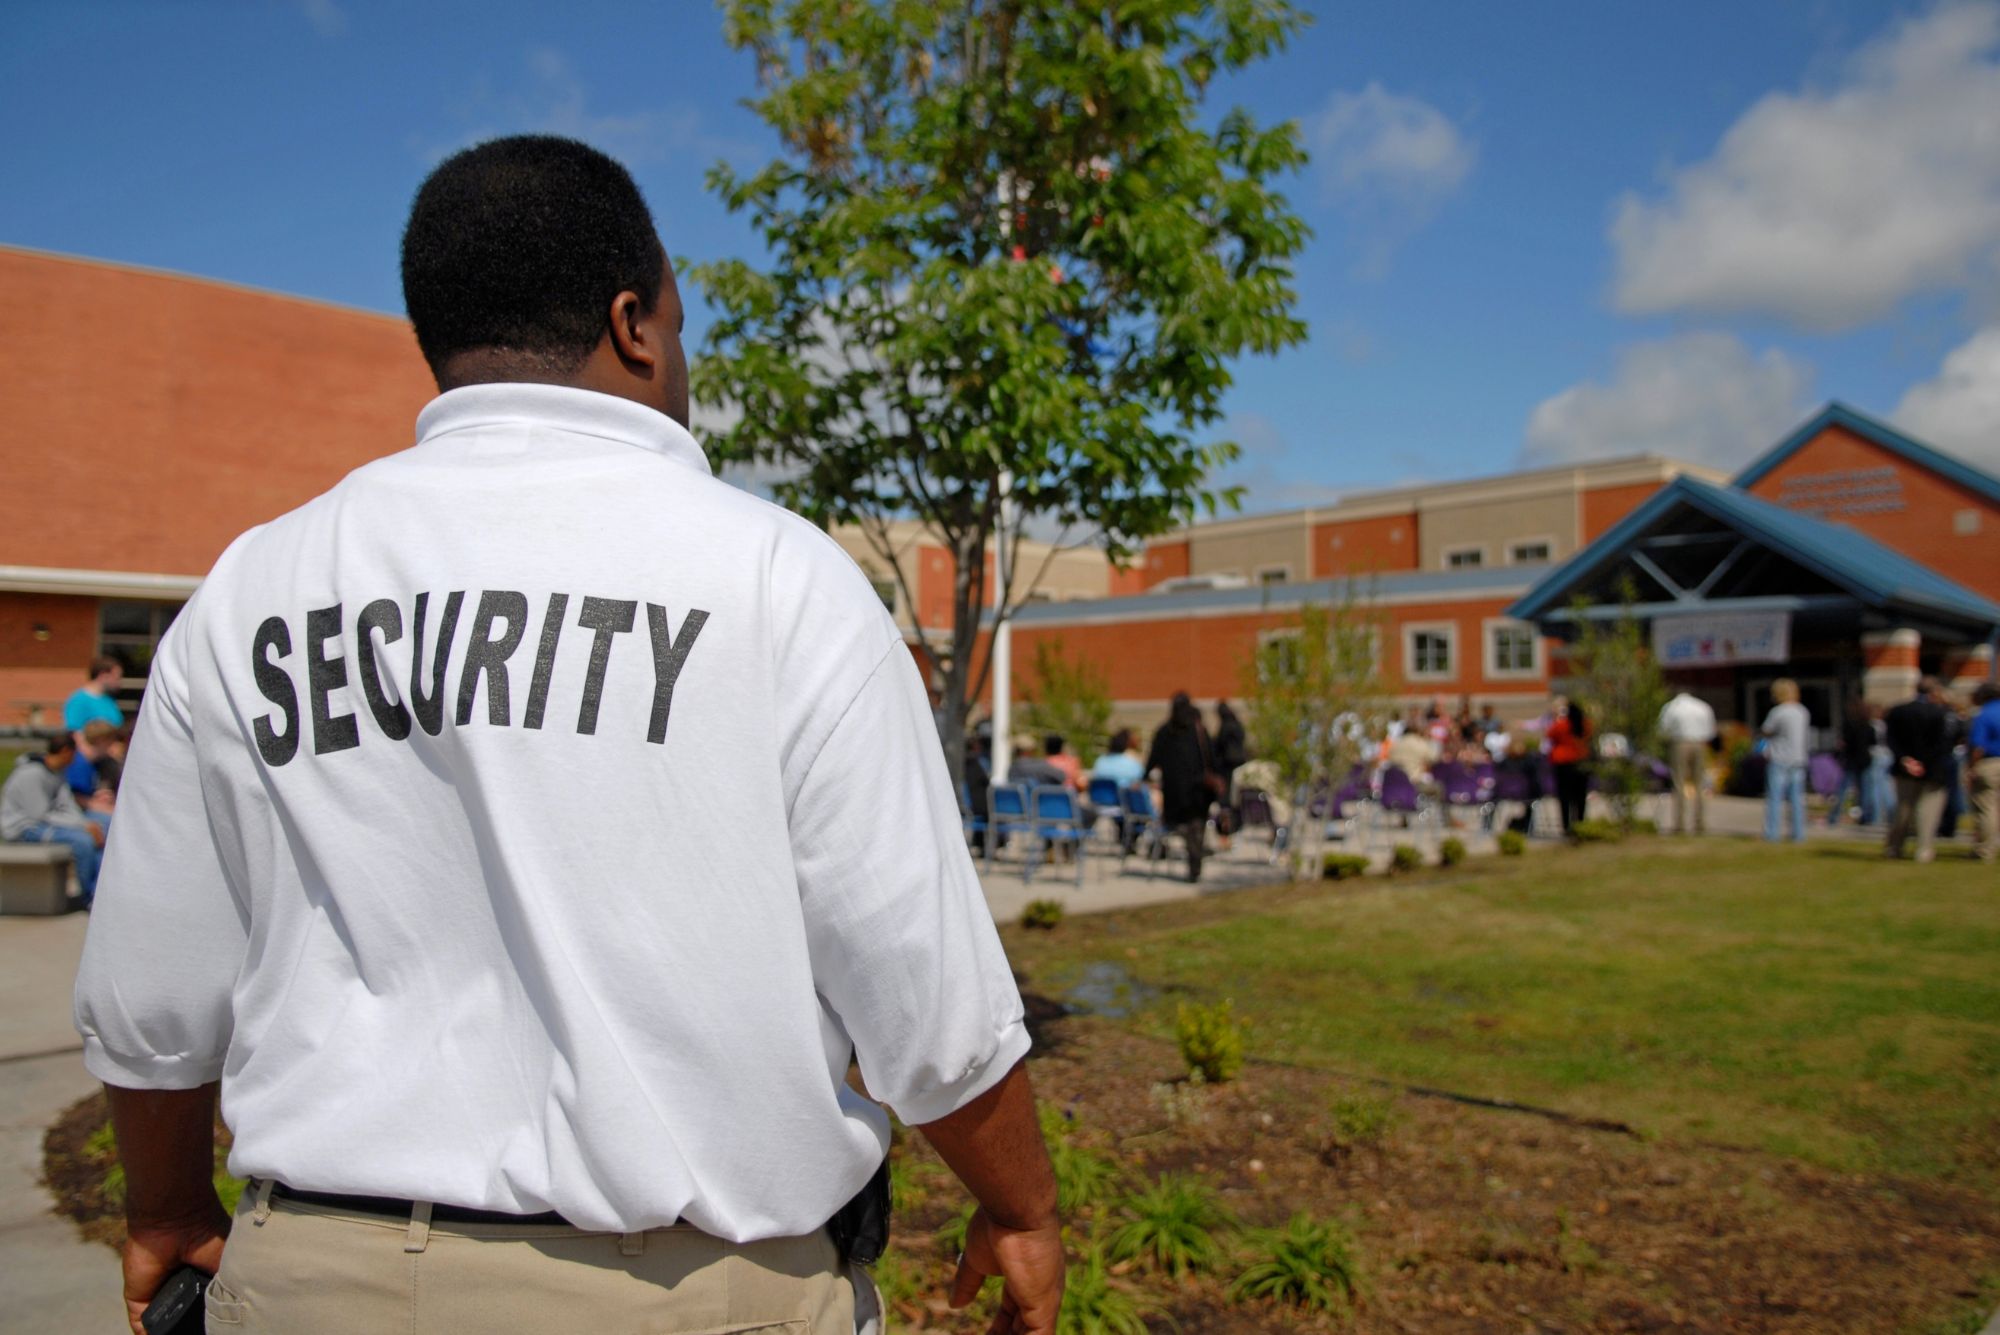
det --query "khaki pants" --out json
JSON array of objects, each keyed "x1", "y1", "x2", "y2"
[
  {"x1": 1971, "y1": 757, "x2": 2000, "y2": 862},
  {"x1": 207, "y1": 1180, "x2": 864, "y2": 1334},
  {"x1": 1669, "y1": 741, "x2": 1708, "y2": 834},
  {"x1": 1887, "y1": 777, "x2": 1948, "y2": 862}
]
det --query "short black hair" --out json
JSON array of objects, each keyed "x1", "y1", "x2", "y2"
[{"x1": 400, "y1": 135, "x2": 663, "y2": 377}]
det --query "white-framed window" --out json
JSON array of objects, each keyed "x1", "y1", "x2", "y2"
[
  {"x1": 1258, "y1": 565, "x2": 1291, "y2": 586},
  {"x1": 1443, "y1": 545, "x2": 1485, "y2": 570},
  {"x1": 1255, "y1": 627, "x2": 1302, "y2": 682},
  {"x1": 1402, "y1": 622, "x2": 1457, "y2": 682},
  {"x1": 1484, "y1": 618, "x2": 1542, "y2": 679},
  {"x1": 1508, "y1": 538, "x2": 1554, "y2": 565},
  {"x1": 867, "y1": 576, "x2": 898, "y2": 614}
]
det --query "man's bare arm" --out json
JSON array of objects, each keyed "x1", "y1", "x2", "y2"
[
  {"x1": 917, "y1": 1058, "x2": 1064, "y2": 1335},
  {"x1": 105, "y1": 1083, "x2": 231, "y2": 1335}
]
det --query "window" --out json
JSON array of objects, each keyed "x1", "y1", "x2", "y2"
[
  {"x1": 1444, "y1": 546, "x2": 1484, "y2": 569},
  {"x1": 1509, "y1": 540, "x2": 1553, "y2": 565},
  {"x1": 1258, "y1": 566, "x2": 1291, "y2": 586},
  {"x1": 1256, "y1": 628, "x2": 1302, "y2": 680},
  {"x1": 1486, "y1": 620, "x2": 1540, "y2": 678},
  {"x1": 1403, "y1": 623, "x2": 1455, "y2": 681},
  {"x1": 99, "y1": 600, "x2": 184, "y2": 709},
  {"x1": 868, "y1": 577, "x2": 898, "y2": 614}
]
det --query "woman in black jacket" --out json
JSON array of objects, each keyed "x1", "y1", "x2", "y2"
[{"x1": 1146, "y1": 692, "x2": 1218, "y2": 882}]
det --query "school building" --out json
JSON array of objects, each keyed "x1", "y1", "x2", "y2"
[{"x1": 1, "y1": 243, "x2": 1995, "y2": 740}]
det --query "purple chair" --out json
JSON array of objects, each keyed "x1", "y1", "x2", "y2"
[{"x1": 1375, "y1": 766, "x2": 1430, "y2": 844}]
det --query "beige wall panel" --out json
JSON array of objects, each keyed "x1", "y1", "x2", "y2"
[{"x1": 1419, "y1": 491, "x2": 1578, "y2": 570}]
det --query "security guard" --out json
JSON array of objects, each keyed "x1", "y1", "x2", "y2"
[{"x1": 75, "y1": 135, "x2": 1063, "y2": 1335}]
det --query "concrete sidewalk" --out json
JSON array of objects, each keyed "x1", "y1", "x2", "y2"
[{"x1": 0, "y1": 911, "x2": 124, "y2": 1332}]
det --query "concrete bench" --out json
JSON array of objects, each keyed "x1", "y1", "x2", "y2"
[{"x1": 0, "y1": 842, "x2": 76, "y2": 915}]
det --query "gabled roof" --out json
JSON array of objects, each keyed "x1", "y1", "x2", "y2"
[
  {"x1": 1734, "y1": 401, "x2": 2000, "y2": 508},
  {"x1": 1507, "y1": 475, "x2": 2000, "y2": 631}
]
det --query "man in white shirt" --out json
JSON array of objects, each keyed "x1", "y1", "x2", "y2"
[
  {"x1": 76, "y1": 136, "x2": 1061, "y2": 1335},
  {"x1": 1658, "y1": 691, "x2": 1717, "y2": 835}
]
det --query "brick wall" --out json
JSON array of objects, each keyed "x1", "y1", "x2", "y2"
[
  {"x1": 1311, "y1": 512, "x2": 1419, "y2": 577},
  {"x1": 0, "y1": 248, "x2": 435, "y2": 578},
  {"x1": 1742, "y1": 423, "x2": 2000, "y2": 601},
  {"x1": 0, "y1": 593, "x2": 98, "y2": 728}
]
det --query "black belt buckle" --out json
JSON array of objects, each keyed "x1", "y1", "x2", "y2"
[{"x1": 826, "y1": 1157, "x2": 891, "y2": 1266}]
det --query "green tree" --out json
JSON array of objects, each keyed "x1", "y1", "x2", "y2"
[
  {"x1": 1563, "y1": 584, "x2": 1669, "y2": 828},
  {"x1": 690, "y1": 1, "x2": 1312, "y2": 780},
  {"x1": 1240, "y1": 586, "x2": 1389, "y2": 875},
  {"x1": 1019, "y1": 636, "x2": 1112, "y2": 766}
]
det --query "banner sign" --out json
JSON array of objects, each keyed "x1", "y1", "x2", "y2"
[{"x1": 1651, "y1": 611, "x2": 1791, "y2": 667}]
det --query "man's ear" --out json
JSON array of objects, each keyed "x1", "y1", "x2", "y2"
[{"x1": 606, "y1": 290, "x2": 657, "y2": 370}]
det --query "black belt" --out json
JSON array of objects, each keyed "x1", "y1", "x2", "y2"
[{"x1": 269, "y1": 1182, "x2": 575, "y2": 1228}]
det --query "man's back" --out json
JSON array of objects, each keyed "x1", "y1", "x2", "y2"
[
  {"x1": 1886, "y1": 696, "x2": 1948, "y2": 774},
  {"x1": 75, "y1": 384, "x2": 1027, "y2": 1239}
]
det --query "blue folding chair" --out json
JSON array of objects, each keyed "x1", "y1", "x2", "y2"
[
  {"x1": 1085, "y1": 776, "x2": 1124, "y2": 846},
  {"x1": 985, "y1": 784, "x2": 1033, "y2": 873},
  {"x1": 959, "y1": 781, "x2": 989, "y2": 853},
  {"x1": 1027, "y1": 785, "x2": 1088, "y2": 886},
  {"x1": 1118, "y1": 785, "x2": 1169, "y2": 877}
]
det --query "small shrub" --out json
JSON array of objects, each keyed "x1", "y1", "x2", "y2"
[
  {"x1": 1059, "y1": 1242, "x2": 1156, "y2": 1335},
  {"x1": 1570, "y1": 819, "x2": 1623, "y2": 843},
  {"x1": 1555, "y1": 1208, "x2": 1605, "y2": 1275},
  {"x1": 1321, "y1": 852, "x2": 1370, "y2": 881},
  {"x1": 1438, "y1": 836, "x2": 1467, "y2": 866},
  {"x1": 1039, "y1": 1103, "x2": 1126, "y2": 1214},
  {"x1": 1107, "y1": 1173, "x2": 1233, "y2": 1277},
  {"x1": 1497, "y1": 829, "x2": 1527, "y2": 856},
  {"x1": 1176, "y1": 999, "x2": 1246, "y2": 1084},
  {"x1": 1389, "y1": 843, "x2": 1423, "y2": 873},
  {"x1": 1021, "y1": 898, "x2": 1066, "y2": 930},
  {"x1": 1627, "y1": 818, "x2": 1659, "y2": 836},
  {"x1": 1230, "y1": 1212, "x2": 1365, "y2": 1313},
  {"x1": 1327, "y1": 1090, "x2": 1399, "y2": 1147}
]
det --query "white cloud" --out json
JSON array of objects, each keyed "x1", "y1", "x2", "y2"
[
  {"x1": 1215, "y1": 412, "x2": 1347, "y2": 513},
  {"x1": 1611, "y1": 2, "x2": 2000, "y2": 331},
  {"x1": 418, "y1": 48, "x2": 720, "y2": 166},
  {"x1": 1522, "y1": 333, "x2": 1815, "y2": 469},
  {"x1": 1310, "y1": 83, "x2": 1476, "y2": 276},
  {"x1": 296, "y1": 0, "x2": 345, "y2": 36},
  {"x1": 1894, "y1": 325, "x2": 2000, "y2": 469}
]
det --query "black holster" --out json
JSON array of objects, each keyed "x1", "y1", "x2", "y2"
[{"x1": 826, "y1": 1157, "x2": 891, "y2": 1266}]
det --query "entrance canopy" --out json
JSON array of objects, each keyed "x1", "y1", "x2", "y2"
[{"x1": 1506, "y1": 476, "x2": 2000, "y2": 646}]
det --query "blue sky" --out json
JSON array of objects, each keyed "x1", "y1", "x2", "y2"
[{"x1": 7, "y1": 0, "x2": 2000, "y2": 510}]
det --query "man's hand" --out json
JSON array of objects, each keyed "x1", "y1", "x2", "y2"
[
  {"x1": 917, "y1": 1060, "x2": 1064, "y2": 1335},
  {"x1": 106, "y1": 1083, "x2": 229, "y2": 1335},
  {"x1": 950, "y1": 1208, "x2": 1063, "y2": 1335},
  {"x1": 122, "y1": 1203, "x2": 229, "y2": 1335},
  {"x1": 89, "y1": 822, "x2": 107, "y2": 848},
  {"x1": 1901, "y1": 757, "x2": 1926, "y2": 778}
]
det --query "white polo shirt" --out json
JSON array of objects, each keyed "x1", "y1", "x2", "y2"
[{"x1": 73, "y1": 383, "x2": 1029, "y2": 1240}]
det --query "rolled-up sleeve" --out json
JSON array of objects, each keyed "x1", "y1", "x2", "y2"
[
  {"x1": 73, "y1": 631, "x2": 249, "y2": 1090},
  {"x1": 788, "y1": 640, "x2": 1029, "y2": 1126}
]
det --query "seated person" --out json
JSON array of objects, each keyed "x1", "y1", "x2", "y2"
[
  {"x1": 1386, "y1": 727, "x2": 1437, "y2": 782},
  {"x1": 1005, "y1": 736, "x2": 1068, "y2": 788},
  {"x1": 1042, "y1": 734, "x2": 1082, "y2": 789},
  {"x1": 2, "y1": 735, "x2": 107, "y2": 907},
  {"x1": 66, "y1": 720, "x2": 120, "y2": 814},
  {"x1": 1091, "y1": 729, "x2": 1145, "y2": 788}
]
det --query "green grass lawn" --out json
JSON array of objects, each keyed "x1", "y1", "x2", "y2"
[{"x1": 1004, "y1": 838, "x2": 2000, "y2": 1194}]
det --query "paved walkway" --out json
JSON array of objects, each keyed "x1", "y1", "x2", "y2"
[{"x1": 0, "y1": 911, "x2": 123, "y2": 1332}]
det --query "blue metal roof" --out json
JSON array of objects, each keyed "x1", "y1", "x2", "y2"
[
  {"x1": 1734, "y1": 401, "x2": 2000, "y2": 507},
  {"x1": 1002, "y1": 562, "x2": 1541, "y2": 628},
  {"x1": 1507, "y1": 475, "x2": 2000, "y2": 631}
]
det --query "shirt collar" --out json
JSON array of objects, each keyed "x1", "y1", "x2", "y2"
[{"x1": 414, "y1": 382, "x2": 713, "y2": 476}]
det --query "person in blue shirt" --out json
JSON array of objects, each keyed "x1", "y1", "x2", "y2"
[
  {"x1": 62, "y1": 657, "x2": 126, "y2": 739},
  {"x1": 1970, "y1": 682, "x2": 2000, "y2": 864},
  {"x1": 1090, "y1": 729, "x2": 1145, "y2": 788}
]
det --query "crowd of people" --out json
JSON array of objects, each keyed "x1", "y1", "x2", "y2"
[
  {"x1": 1, "y1": 657, "x2": 130, "y2": 907},
  {"x1": 959, "y1": 675, "x2": 2000, "y2": 877}
]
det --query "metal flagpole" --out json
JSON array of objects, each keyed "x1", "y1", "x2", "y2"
[{"x1": 990, "y1": 470, "x2": 1014, "y2": 784}]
